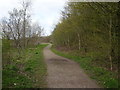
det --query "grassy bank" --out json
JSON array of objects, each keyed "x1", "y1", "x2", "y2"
[
  {"x1": 3, "y1": 44, "x2": 48, "y2": 88},
  {"x1": 51, "y1": 47, "x2": 119, "y2": 88}
]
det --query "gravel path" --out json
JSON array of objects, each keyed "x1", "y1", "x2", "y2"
[{"x1": 43, "y1": 44, "x2": 99, "y2": 88}]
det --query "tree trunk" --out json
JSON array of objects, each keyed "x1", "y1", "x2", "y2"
[
  {"x1": 68, "y1": 36, "x2": 70, "y2": 49},
  {"x1": 109, "y1": 14, "x2": 113, "y2": 71},
  {"x1": 23, "y1": 9, "x2": 26, "y2": 48},
  {"x1": 77, "y1": 33, "x2": 81, "y2": 50}
]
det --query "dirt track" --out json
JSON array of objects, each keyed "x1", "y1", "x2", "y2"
[{"x1": 43, "y1": 44, "x2": 99, "y2": 88}]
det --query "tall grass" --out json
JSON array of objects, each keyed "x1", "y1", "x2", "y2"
[{"x1": 2, "y1": 44, "x2": 48, "y2": 88}]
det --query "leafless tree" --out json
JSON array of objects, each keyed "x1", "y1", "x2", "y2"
[{"x1": 21, "y1": 0, "x2": 31, "y2": 48}]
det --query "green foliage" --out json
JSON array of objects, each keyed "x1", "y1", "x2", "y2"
[
  {"x1": 3, "y1": 66, "x2": 32, "y2": 88},
  {"x1": 52, "y1": 2, "x2": 119, "y2": 72},
  {"x1": 2, "y1": 44, "x2": 48, "y2": 88},
  {"x1": 2, "y1": 39, "x2": 11, "y2": 53},
  {"x1": 51, "y1": 48, "x2": 119, "y2": 88},
  {"x1": 2, "y1": 39, "x2": 12, "y2": 67}
]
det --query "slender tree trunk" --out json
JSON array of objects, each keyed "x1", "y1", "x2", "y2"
[
  {"x1": 77, "y1": 33, "x2": 81, "y2": 50},
  {"x1": 68, "y1": 36, "x2": 70, "y2": 49},
  {"x1": 109, "y1": 14, "x2": 113, "y2": 71},
  {"x1": 23, "y1": 9, "x2": 26, "y2": 48}
]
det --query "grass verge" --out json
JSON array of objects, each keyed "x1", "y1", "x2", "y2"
[
  {"x1": 2, "y1": 44, "x2": 48, "y2": 88},
  {"x1": 51, "y1": 47, "x2": 119, "y2": 88}
]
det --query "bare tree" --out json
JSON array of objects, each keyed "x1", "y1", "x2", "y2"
[
  {"x1": 1, "y1": 18, "x2": 11, "y2": 40},
  {"x1": 1, "y1": 0, "x2": 44, "y2": 51},
  {"x1": 21, "y1": 0, "x2": 31, "y2": 48}
]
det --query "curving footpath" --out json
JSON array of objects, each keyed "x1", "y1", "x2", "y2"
[{"x1": 43, "y1": 44, "x2": 100, "y2": 88}]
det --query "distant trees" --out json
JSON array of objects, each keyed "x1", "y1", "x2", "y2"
[
  {"x1": 1, "y1": 0, "x2": 43, "y2": 48},
  {"x1": 52, "y1": 2, "x2": 119, "y2": 71},
  {"x1": 1, "y1": 0, "x2": 43, "y2": 66}
]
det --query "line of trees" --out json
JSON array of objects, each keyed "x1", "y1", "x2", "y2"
[
  {"x1": 52, "y1": 2, "x2": 119, "y2": 71},
  {"x1": 1, "y1": 0, "x2": 43, "y2": 49},
  {"x1": 1, "y1": 0, "x2": 43, "y2": 66}
]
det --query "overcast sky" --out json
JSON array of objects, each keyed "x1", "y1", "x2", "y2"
[
  {"x1": 0, "y1": 0, "x2": 67, "y2": 36},
  {"x1": 0, "y1": 0, "x2": 118, "y2": 36}
]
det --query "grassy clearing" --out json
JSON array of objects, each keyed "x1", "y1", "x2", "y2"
[
  {"x1": 2, "y1": 44, "x2": 48, "y2": 88},
  {"x1": 51, "y1": 47, "x2": 119, "y2": 88}
]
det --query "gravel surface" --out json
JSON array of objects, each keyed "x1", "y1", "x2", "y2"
[{"x1": 43, "y1": 44, "x2": 100, "y2": 88}]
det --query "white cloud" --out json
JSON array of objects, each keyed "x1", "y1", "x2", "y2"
[
  {"x1": 31, "y1": 0, "x2": 67, "y2": 35},
  {"x1": 0, "y1": 0, "x2": 67, "y2": 36}
]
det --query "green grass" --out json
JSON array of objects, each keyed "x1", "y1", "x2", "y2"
[
  {"x1": 2, "y1": 44, "x2": 48, "y2": 88},
  {"x1": 24, "y1": 44, "x2": 48, "y2": 88},
  {"x1": 51, "y1": 47, "x2": 119, "y2": 88},
  {"x1": 3, "y1": 68, "x2": 32, "y2": 88}
]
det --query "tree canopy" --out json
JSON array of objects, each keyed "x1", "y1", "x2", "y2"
[{"x1": 52, "y1": 2, "x2": 119, "y2": 71}]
